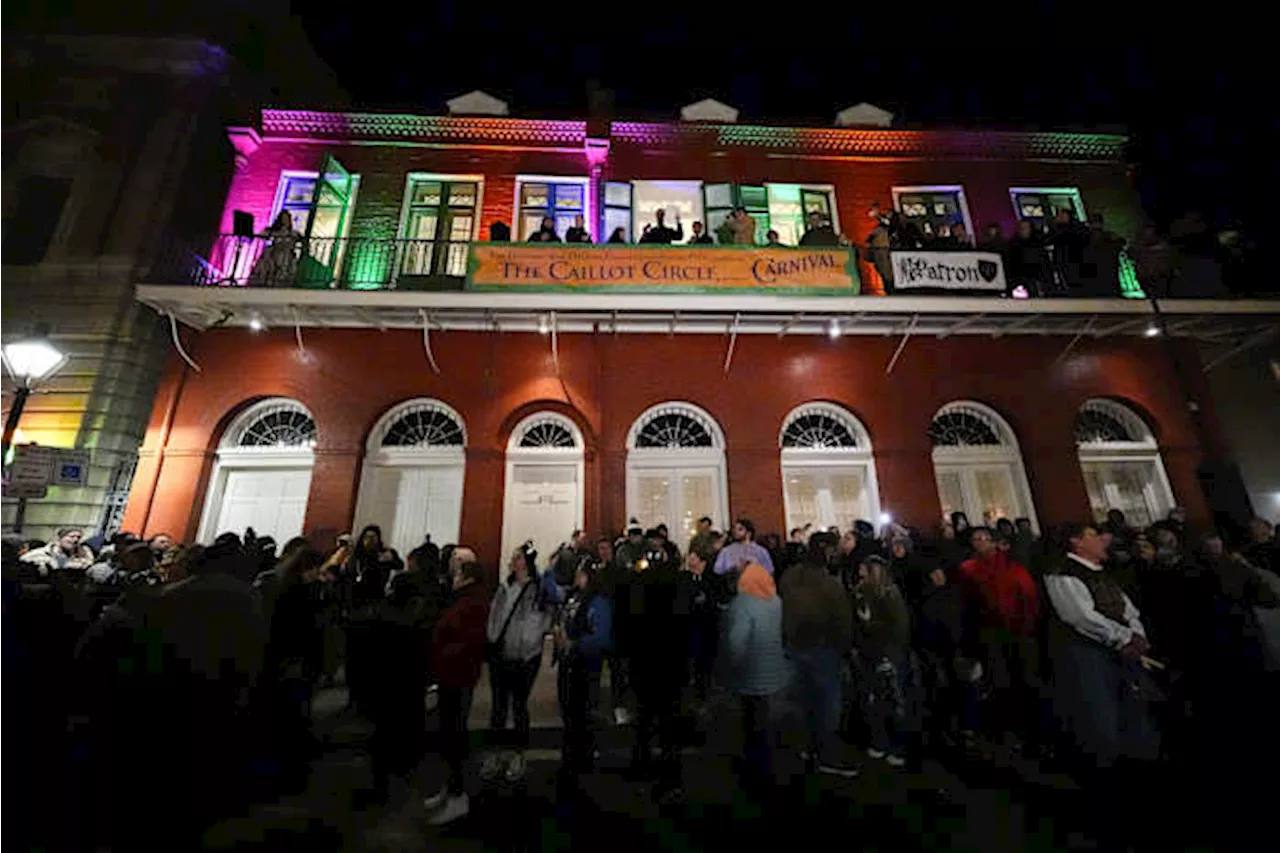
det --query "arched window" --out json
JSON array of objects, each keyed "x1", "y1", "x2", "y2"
[
  {"x1": 516, "y1": 415, "x2": 579, "y2": 449},
  {"x1": 502, "y1": 411, "x2": 586, "y2": 559},
  {"x1": 227, "y1": 399, "x2": 317, "y2": 448},
  {"x1": 200, "y1": 398, "x2": 316, "y2": 544},
  {"x1": 779, "y1": 403, "x2": 881, "y2": 532},
  {"x1": 626, "y1": 402, "x2": 728, "y2": 544},
  {"x1": 354, "y1": 399, "x2": 467, "y2": 557},
  {"x1": 633, "y1": 406, "x2": 718, "y2": 449},
  {"x1": 375, "y1": 400, "x2": 466, "y2": 448},
  {"x1": 1075, "y1": 399, "x2": 1173, "y2": 527},
  {"x1": 929, "y1": 401, "x2": 1038, "y2": 530}
]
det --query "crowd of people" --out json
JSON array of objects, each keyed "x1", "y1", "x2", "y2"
[
  {"x1": 494, "y1": 200, "x2": 1250, "y2": 300},
  {"x1": 4, "y1": 507, "x2": 1279, "y2": 847}
]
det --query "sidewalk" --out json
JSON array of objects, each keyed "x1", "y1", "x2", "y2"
[{"x1": 203, "y1": 674, "x2": 1122, "y2": 853}]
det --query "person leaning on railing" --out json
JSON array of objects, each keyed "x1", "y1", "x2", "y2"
[{"x1": 247, "y1": 211, "x2": 301, "y2": 287}]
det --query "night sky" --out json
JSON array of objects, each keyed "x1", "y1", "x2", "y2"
[{"x1": 295, "y1": 3, "x2": 1269, "y2": 236}]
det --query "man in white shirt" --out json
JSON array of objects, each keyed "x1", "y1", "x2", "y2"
[{"x1": 1044, "y1": 523, "x2": 1159, "y2": 770}]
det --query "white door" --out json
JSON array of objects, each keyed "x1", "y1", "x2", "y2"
[
  {"x1": 782, "y1": 465, "x2": 872, "y2": 532},
  {"x1": 213, "y1": 467, "x2": 312, "y2": 544},
  {"x1": 502, "y1": 464, "x2": 579, "y2": 561},
  {"x1": 935, "y1": 464, "x2": 1021, "y2": 526},
  {"x1": 631, "y1": 466, "x2": 722, "y2": 545},
  {"x1": 357, "y1": 465, "x2": 463, "y2": 557}
]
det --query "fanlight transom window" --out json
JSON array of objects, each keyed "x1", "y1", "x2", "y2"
[
  {"x1": 782, "y1": 405, "x2": 861, "y2": 449},
  {"x1": 928, "y1": 407, "x2": 1005, "y2": 447},
  {"x1": 382, "y1": 403, "x2": 465, "y2": 447},
  {"x1": 634, "y1": 407, "x2": 717, "y2": 449},
  {"x1": 518, "y1": 418, "x2": 578, "y2": 449},
  {"x1": 235, "y1": 403, "x2": 317, "y2": 448},
  {"x1": 1074, "y1": 400, "x2": 1151, "y2": 445}
]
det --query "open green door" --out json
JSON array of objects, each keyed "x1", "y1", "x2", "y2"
[{"x1": 297, "y1": 154, "x2": 353, "y2": 287}]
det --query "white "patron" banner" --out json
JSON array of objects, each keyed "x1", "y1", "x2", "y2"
[{"x1": 891, "y1": 251, "x2": 1006, "y2": 291}]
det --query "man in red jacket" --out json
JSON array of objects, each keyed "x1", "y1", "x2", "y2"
[
  {"x1": 957, "y1": 527, "x2": 1041, "y2": 748},
  {"x1": 424, "y1": 548, "x2": 489, "y2": 825}
]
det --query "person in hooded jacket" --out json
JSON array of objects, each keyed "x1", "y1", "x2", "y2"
[
  {"x1": 486, "y1": 544, "x2": 552, "y2": 779},
  {"x1": 726, "y1": 561, "x2": 790, "y2": 793}
]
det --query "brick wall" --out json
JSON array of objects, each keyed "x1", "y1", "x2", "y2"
[
  {"x1": 123, "y1": 328, "x2": 1210, "y2": 560},
  {"x1": 218, "y1": 131, "x2": 1140, "y2": 261}
]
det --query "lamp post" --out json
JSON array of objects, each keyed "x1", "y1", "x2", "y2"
[{"x1": 2, "y1": 325, "x2": 68, "y2": 469}]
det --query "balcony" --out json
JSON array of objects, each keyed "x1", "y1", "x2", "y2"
[
  {"x1": 148, "y1": 234, "x2": 471, "y2": 291},
  {"x1": 139, "y1": 235, "x2": 1278, "y2": 350}
]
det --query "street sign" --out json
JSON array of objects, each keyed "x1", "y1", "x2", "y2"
[
  {"x1": 52, "y1": 449, "x2": 91, "y2": 486},
  {"x1": 2, "y1": 444, "x2": 91, "y2": 497},
  {"x1": 9, "y1": 444, "x2": 56, "y2": 486},
  {"x1": 3, "y1": 481, "x2": 48, "y2": 499}
]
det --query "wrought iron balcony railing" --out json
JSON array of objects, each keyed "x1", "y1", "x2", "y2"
[
  {"x1": 148, "y1": 234, "x2": 471, "y2": 290},
  {"x1": 144, "y1": 233, "x2": 1251, "y2": 300}
]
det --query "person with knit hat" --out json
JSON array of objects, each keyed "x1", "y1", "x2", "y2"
[
  {"x1": 725, "y1": 561, "x2": 789, "y2": 795},
  {"x1": 20, "y1": 527, "x2": 94, "y2": 576}
]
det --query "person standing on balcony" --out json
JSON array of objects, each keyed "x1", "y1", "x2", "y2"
[
  {"x1": 687, "y1": 221, "x2": 715, "y2": 244},
  {"x1": 865, "y1": 203, "x2": 894, "y2": 292},
  {"x1": 247, "y1": 211, "x2": 301, "y2": 287},
  {"x1": 1007, "y1": 219, "x2": 1048, "y2": 297},
  {"x1": 565, "y1": 215, "x2": 592, "y2": 243},
  {"x1": 528, "y1": 216, "x2": 561, "y2": 243},
  {"x1": 725, "y1": 207, "x2": 757, "y2": 245},
  {"x1": 1081, "y1": 213, "x2": 1123, "y2": 297},
  {"x1": 765, "y1": 230, "x2": 785, "y2": 247},
  {"x1": 607, "y1": 227, "x2": 628, "y2": 244},
  {"x1": 638, "y1": 207, "x2": 683, "y2": 244},
  {"x1": 799, "y1": 211, "x2": 840, "y2": 247}
]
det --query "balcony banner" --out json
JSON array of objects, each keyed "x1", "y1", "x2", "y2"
[
  {"x1": 890, "y1": 251, "x2": 1007, "y2": 291},
  {"x1": 467, "y1": 244, "x2": 859, "y2": 293}
]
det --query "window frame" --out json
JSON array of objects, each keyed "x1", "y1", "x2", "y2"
[
  {"x1": 513, "y1": 174, "x2": 591, "y2": 241},
  {"x1": 778, "y1": 402, "x2": 880, "y2": 532},
  {"x1": 1008, "y1": 186, "x2": 1086, "y2": 224},
  {"x1": 1074, "y1": 399, "x2": 1175, "y2": 527},
  {"x1": 394, "y1": 173, "x2": 485, "y2": 278},
  {"x1": 891, "y1": 184, "x2": 975, "y2": 242}
]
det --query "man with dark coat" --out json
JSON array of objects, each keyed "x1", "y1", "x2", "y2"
[
  {"x1": 625, "y1": 543, "x2": 690, "y2": 799},
  {"x1": 638, "y1": 208, "x2": 684, "y2": 244},
  {"x1": 780, "y1": 532, "x2": 858, "y2": 776},
  {"x1": 798, "y1": 211, "x2": 840, "y2": 246},
  {"x1": 423, "y1": 550, "x2": 489, "y2": 825}
]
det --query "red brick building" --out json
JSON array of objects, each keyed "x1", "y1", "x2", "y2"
[{"x1": 124, "y1": 99, "x2": 1278, "y2": 561}]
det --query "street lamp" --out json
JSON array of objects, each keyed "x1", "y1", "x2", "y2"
[{"x1": 2, "y1": 325, "x2": 68, "y2": 467}]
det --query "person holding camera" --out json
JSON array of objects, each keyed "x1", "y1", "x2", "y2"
[{"x1": 485, "y1": 544, "x2": 551, "y2": 781}]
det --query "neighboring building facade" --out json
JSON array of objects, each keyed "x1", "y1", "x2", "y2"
[
  {"x1": 2, "y1": 22, "x2": 346, "y2": 542},
  {"x1": 122, "y1": 103, "x2": 1279, "y2": 560},
  {"x1": 2, "y1": 35, "x2": 234, "y2": 539}
]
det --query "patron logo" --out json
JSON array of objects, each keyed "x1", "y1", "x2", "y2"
[{"x1": 890, "y1": 251, "x2": 1007, "y2": 291}]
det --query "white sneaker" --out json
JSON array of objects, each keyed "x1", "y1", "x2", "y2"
[
  {"x1": 866, "y1": 748, "x2": 886, "y2": 759},
  {"x1": 885, "y1": 754, "x2": 906, "y2": 768},
  {"x1": 422, "y1": 789, "x2": 448, "y2": 811},
  {"x1": 426, "y1": 793, "x2": 469, "y2": 826},
  {"x1": 614, "y1": 707, "x2": 631, "y2": 726},
  {"x1": 505, "y1": 751, "x2": 526, "y2": 782}
]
